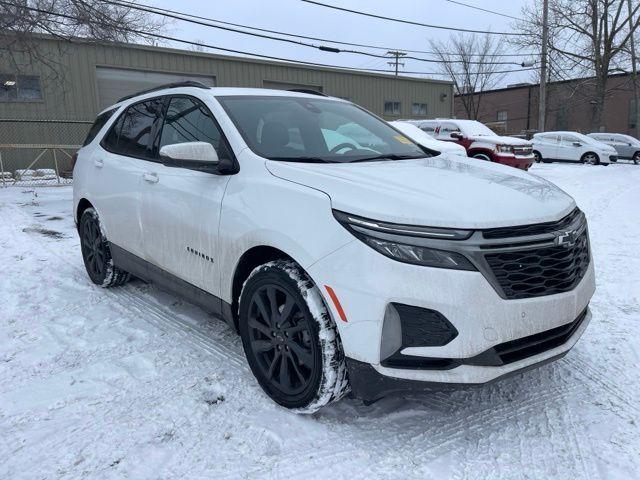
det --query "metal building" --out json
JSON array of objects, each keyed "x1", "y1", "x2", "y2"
[{"x1": 0, "y1": 34, "x2": 452, "y2": 177}]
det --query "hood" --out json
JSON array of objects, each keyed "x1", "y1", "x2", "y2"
[
  {"x1": 266, "y1": 155, "x2": 575, "y2": 229},
  {"x1": 469, "y1": 135, "x2": 532, "y2": 146}
]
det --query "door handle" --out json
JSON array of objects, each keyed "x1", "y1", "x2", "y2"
[
  {"x1": 94, "y1": 159, "x2": 104, "y2": 168},
  {"x1": 143, "y1": 172, "x2": 159, "y2": 184}
]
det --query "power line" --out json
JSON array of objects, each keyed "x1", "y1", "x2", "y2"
[
  {"x1": 300, "y1": 0, "x2": 522, "y2": 36},
  {"x1": 2, "y1": 2, "x2": 537, "y2": 77},
  {"x1": 100, "y1": 0, "x2": 527, "y2": 65},
  {"x1": 441, "y1": 0, "x2": 527, "y2": 22},
  {"x1": 100, "y1": 0, "x2": 539, "y2": 58}
]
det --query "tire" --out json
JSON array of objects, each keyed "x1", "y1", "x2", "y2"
[
  {"x1": 472, "y1": 153, "x2": 492, "y2": 161},
  {"x1": 238, "y1": 260, "x2": 349, "y2": 413},
  {"x1": 580, "y1": 152, "x2": 600, "y2": 165},
  {"x1": 79, "y1": 208, "x2": 130, "y2": 287},
  {"x1": 533, "y1": 150, "x2": 542, "y2": 163},
  {"x1": 633, "y1": 152, "x2": 640, "y2": 165}
]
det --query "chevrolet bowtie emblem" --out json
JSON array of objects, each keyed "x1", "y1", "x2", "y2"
[{"x1": 556, "y1": 229, "x2": 578, "y2": 248}]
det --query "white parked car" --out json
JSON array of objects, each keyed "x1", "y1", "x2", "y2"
[
  {"x1": 74, "y1": 84, "x2": 595, "y2": 412},
  {"x1": 388, "y1": 121, "x2": 467, "y2": 157},
  {"x1": 532, "y1": 131, "x2": 618, "y2": 165},
  {"x1": 587, "y1": 132, "x2": 640, "y2": 164}
]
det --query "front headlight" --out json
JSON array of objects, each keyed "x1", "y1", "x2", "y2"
[
  {"x1": 496, "y1": 145, "x2": 515, "y2": 154},
  {"x1": 333, "y1": 210, "x2": 476, "y2": 271}
]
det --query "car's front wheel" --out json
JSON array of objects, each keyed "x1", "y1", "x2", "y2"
[
  {"x1": 633, "y1": 151, "x2": 640, "y2": 165},
  {"x1": 239, "y1": 260, "x2": 349, "y2": 413},
  {"x1": 472, "y1": 153, "x2": 492, "y2": 161},
  {"x1": 79, "y1": 208, "x2": 130, "y2": 287},
  {"x1": 581, "y1": 152, "x2": 600, "y2": 165}
]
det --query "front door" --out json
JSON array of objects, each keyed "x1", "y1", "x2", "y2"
[{"x1": 139, "y1": 95, "x2": 233, "y2": 296}]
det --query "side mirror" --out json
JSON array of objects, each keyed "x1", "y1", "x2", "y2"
[
  {"x1": 160, "y1": 141, "x2": 219, "y2": 170},
  {"x1": 450, "y1": 132, "x2": 463, "y2": 140},
  {"x1": 572, "y1": 142, "x2": 582, "y2": 147}
]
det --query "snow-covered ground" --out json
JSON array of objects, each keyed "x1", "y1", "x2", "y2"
[{"x1": 1, "y1": 163, "x2": 638, "y2": 480}]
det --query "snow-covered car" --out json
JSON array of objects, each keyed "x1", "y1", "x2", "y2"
[
  {"x1": 532, "y1": 132, "x2": 618, "y2": 165},
  {"x1": 73, "y1": 84, "x2": 595, "y2": 412},
  {"x1": 587, "y1": 132, "x2": 640, "y2": 164},
  {"x1": 412, "y1": 119, "x2": 535, "y2": 170},
  {"x1": 388, "y1": 121, "x2": 467, "y2": 157}
]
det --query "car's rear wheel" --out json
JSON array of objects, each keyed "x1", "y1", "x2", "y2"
[
  {"x1": 533, "y1": 150, "x2": 542, "y2": 163},
  {"x1": 581, "y1": 152, "x2": 600, "y2": 165},
  {"x1": 79, "y1": 208, "x2": 130, "y2": 287},
  {"x1": 239, "y1": 260, "x2": 349, "y2": 413}
]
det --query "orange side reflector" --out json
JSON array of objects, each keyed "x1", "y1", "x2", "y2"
[{"x1": 324, "y1": 285, "x2": 348, "y2": 322}]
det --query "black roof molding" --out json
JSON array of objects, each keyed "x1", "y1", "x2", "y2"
[
  {"x1": 117, "y1": 80, "x2": 210, "y2": 103},
  {"x1": 287, "y1": 88, "x2": 328, "y2": 97}
]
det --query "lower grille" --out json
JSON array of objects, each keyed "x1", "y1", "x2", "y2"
[
  {"x1": 609, "y1": 155, "x2": 618, "y2": 162},
  {"x1": 484, "y1": 230, "x2": 590, "y2": 299}
]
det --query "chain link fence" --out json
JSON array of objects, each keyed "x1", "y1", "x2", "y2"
[{"x1": 0, "y1": 119, "x2": 92, "y2": 187}]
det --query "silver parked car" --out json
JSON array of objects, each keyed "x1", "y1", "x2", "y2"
[{"x1": 588, "y1": 133, "x2": 640, "y2": 164}]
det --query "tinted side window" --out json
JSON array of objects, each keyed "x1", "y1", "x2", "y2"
[
  {"x1": 103, "y1": 98, "x2": 164, "y2": 159},
  {"x1": 160, "y1": 96, "x2": 227, "y2": 157},
  {"x1": 84, "y1": 108, "x2": 117, "y2": 146}
]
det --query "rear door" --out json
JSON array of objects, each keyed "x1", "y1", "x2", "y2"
[
  {"x1": 535, "y1": 134, "x2": 558, "y2": 160},
  {"x1": 90, "y1": 97, "x2": 164, "y2": 258},
  {"x1": 139, "y1": 95, "x2": 234, "y2": 295}
]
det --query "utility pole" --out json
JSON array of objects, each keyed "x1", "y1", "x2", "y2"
[
  {"x1": 538, "y1": 0, "x2": 549, "y2": 133},
  {"x1": 628, "y1": 0, "x2": 639, "y2": 139},
  {"x1": 386, "y1": 50, "x2": 407, "y2": 76}
]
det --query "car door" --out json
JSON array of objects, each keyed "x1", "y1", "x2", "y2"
[
  {"x1": 557, "y1": 134, "x2": 581, "y2": 161},
  {"x1": 139, "y1": 95, "x2": 234, "y2": 296},
  {"x1": 90, "y1": 98, "x2": 165, "y2": 258},
  {"x1": 613, "y1": 135, "x2": 633, "y2": 158}
]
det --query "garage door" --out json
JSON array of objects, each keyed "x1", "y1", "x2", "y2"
[{"x1": 96, "y1": 67, "x2": 216, "y2": 110}]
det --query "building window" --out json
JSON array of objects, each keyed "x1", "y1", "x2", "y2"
[
  {"x1": 384, "y1": 101, "x2": 401, "y2": 116},
  {"x1": 629, "y1": 99, "x2": 637, "y2": 129},
  {"x1": 412, "y1": 102, "x2": 427, "y2": 116},
  {"x1": 0, "y1": 74, "x2": 43, "y2": 101},
  {"x1": 497, "y1": 110, "x2": 508, "y2": 122}
]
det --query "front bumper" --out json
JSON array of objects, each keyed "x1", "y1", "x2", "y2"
[
  {"x1": 347, "y1": 308, "x2": 590, "y2": 403},
  {"x1": 494, "y1": 153, "x2": 535, "y2": 170}
]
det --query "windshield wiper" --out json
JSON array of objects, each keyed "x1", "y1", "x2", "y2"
[
  {"x1": 267, "y1": 156, "x2": 332, "y2": 163},
  {"x1": 348, "y1": 154, "x2": 427, "y2": 163}
]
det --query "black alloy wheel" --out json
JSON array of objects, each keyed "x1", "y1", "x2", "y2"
[
  {"x1": 80, "y1": 211, "x2": 108, "y2": 284},
  {"x1": 246, "y1": 284, "x2": 318, "y2": 399}
]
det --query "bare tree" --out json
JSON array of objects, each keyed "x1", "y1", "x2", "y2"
[
  {"x1": 430, "y1": 33, "x2": 508, "y2": 120},
  {"x1": 512, "y1": 0, "x2": 640, "y2": 130},
  {"x1": 0, "y1": 0, "x2": 166, "y2": 76}
]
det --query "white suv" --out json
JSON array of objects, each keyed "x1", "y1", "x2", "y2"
[
  {"x1": 532, "y1": 131, "x2": 618, "y2": 165},
  {"x1": 74, "y1": 83, "x2": 595, "y2": 412}
]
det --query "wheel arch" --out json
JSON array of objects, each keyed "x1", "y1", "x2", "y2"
[
  {"x1": 230, "y1": 245, "x2": 298, "y2": 331},
  {"x1": 76, "y1": 198, "x2": 94, "y2": 226}
]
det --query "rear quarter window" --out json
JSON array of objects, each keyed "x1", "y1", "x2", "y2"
[{"x1": 83, "y1": 108, "x2": 117, "y2": 146}]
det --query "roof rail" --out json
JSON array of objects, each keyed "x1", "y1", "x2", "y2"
[
  {"x1": 287, "y1": 88, "x2": 328, "y2": 97},
  {"x1": 117, "y1": 81, "x2": 211, "y2": 103}
]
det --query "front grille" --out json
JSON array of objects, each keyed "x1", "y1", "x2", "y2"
[
  {"x1": 489, "y1": 308, "x2": 588, "y2": 365},
  {"x1": 484, "y1": 230, "x2": 590, "y2": 299},
  {"x1": 482, "y1": 208, "x2": 581, "y2": 239}
]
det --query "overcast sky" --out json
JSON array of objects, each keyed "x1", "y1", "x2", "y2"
[{"x1": 148, "y1": 0, "x2": 535, "y2": 87}]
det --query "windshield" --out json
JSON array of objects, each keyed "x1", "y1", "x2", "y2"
[
  {"x1": 216, "y1": 96, "x2": 428, "y2": 163},
  {"x1": 458, "y1": 121, "x2": 497, "y2": 137}
]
